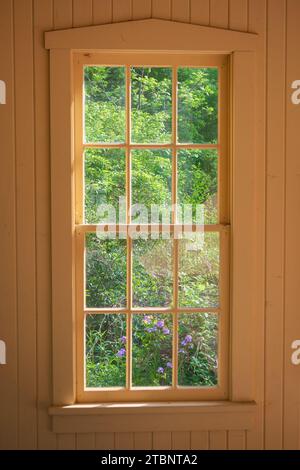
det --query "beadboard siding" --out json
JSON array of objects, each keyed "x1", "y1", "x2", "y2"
[{"x1": 0, "y1": 0, "x2": 299, "y2": 450}]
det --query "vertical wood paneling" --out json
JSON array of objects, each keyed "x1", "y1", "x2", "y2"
[
  {"x1": 153, "y1": 431, "x2": 172, "y2": 450},
  {"x1": 209, "y1": 431, "x2": 227, "y2": 450},
  {"x1": 172, "y1": 0, "x2": 190, "y2": 22},
  {"x1": 0, "y1": 0, "x2": 18, "y2": 450},
  {"x1": 152, "y1": 0, "x2": 171, "y2": 19},
  {"x1": 115, "y1": 432, "x2": 134, "y2": 450},
  {"x1": 132, "y1": 0, "x2": 151, "y2": 19},
  {"x1": 14, "y1": 0, "x2": 37, "y2": 449},
  {"x1": 264, "y1": 0, "x2": 286, "y2": 450},
  {"x1": 172, "y1": 431, "x2": 191, "y2": 450},
  {"x1": 92, "y1": 0, "x2": 112, "y2": 24},
  {"x1": 134, "y1": 432, "x2": 152, "y2": 449},
  {"x1": 57, "y1": 433, "x2": 76, "y2": 450},
  {"x1": 210, "y1": 0, "x2": 229, "y2": 28},
  {"x1": 95, "y1": 432, "x2": 115, "y2": 449},
  {"x1": 190, "y1": 431, "x2": 209, "y2": 450},
  {"x1": 53, "y1": 0, "x2": 73, "y2": 29},
  {"x1": 112, "y1": 0, "x2": 132, "y2": 22},
  {"x1": 247, "y1": 0, "x2": 267, "y2": 450},
  {"x1": 33, "y1": 0, "x2": 56, "y2": 450},
  {"x1": 76, "y1": 433, "x2": 96, "y2": 449},
  {"x1": 229, "y1": 0, "x2": 248, "y2": 31},
  {"x1": 227, "y1": 430, "x2": 246, "y2": 450},
  {"x1": 190, "y1": 0, "x2": 210, "y2": 25},
  {"x1": 284, "y1": 0, "x2": 300, "y2": 450},
  {"x1": 73, "y1": 0, "x2": 93, "y2": 27},
  {"x1": 1, "y1": 0, "x2": 300, "y2": 452}
]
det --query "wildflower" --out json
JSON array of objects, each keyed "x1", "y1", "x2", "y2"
[
  {"x1": 163, "y1": 327, "x2": 170, "y2": 335},
  {"x1": 179, "y1": 348, "x2": 185, "y2": 354},
  {"x1": 181, "y1": 334, "x2": 193, "y2": 346},
  {"x1": 143, "y1": 315, "x2": 151, "y2": 324},
  {"x1": 146, "y1": 327, "x2": 157, "y2": 333},
  {"x1": 157, "y1": 367, "x2": 164, "y2": 374},
  {"x1": 116, "y1": 348, "x2": 126, "y2": 357},
  {"x1": 185, "y1": 334, "x2": 192, "y2": 343},
  {"x1": 166, "y1": 362, "x2": 172, "y2": 368},
  {"x1": 156, "y1": 320, "x2": 164, "y2": 328},
  {"x1": 120, "y1": 336, "x2": 126, "y2": 344}
]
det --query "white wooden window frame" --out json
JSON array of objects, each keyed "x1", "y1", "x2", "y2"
[{"x1": 46, "y1": 19, "x2": 258, "y2": 420}]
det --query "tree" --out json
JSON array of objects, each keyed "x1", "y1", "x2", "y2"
[{"x1": 84, "y1": 65, "x2": 219, "y2": 388}]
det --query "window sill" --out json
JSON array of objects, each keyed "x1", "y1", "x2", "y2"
[{"x1": 49, "y1": 401, "x2": 258, "y2": 433}]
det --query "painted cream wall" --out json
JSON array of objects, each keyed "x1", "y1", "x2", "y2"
[{"x1": 0, "y1": 0, "x2": 299, "y2": 450}]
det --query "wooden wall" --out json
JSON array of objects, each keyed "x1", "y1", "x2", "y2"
[{"x1": 0, "y1": 0, "x2": 299, "y2": 449}]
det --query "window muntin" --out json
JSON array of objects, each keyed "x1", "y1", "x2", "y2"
[{"x1": 74, "y1": 53, "x2": 229, "y2": 402}]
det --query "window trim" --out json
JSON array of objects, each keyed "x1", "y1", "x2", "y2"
[{"x1": 47, "y1": 19, "x2": 258, "y2": 407}]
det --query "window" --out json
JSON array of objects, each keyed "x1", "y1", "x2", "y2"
[
  {"x1": 47, "y1": 20, "x2": 258, "y2": 416},
  {"x1": 74, "y1": 53, "x2": 229, "y2": 402}
]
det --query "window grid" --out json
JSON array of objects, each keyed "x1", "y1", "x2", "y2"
[{"x1": 74, "y1": 53, "x2": 229, "y2": 400}]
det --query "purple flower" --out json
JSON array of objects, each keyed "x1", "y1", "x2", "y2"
[
  {"x1": 120, "y1": 336, "x2": 126, "y2": 344},
  {"x1": 166, "y1": 362, "x2": 173, "y2": 368},
  {"x1": 116, "y1": 348, "x2": 126, "y2": 357},
  {"x1": 162, "y1": 327, "x2": 170, "y2": 335},
  {"x1": 146, "y1": 326, "x2": 157, "y2": 333},
  {"x1": 181, "y1": 334, "x2": 193, "y2": 346},
  {"x1": 179, "y1": 348, "x2": 185, "y2": 354},
  {"x1": 157, "y1": 367, "x2": 164, "y2": 374},
  {"x1": 156, "y1": 320, "x2": 164, "y2": 328},
  {"x1": 143, "y1": 315, "x2": 151, "y2": 324}
]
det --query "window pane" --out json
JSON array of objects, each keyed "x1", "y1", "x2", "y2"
[
  {"x1": 131, "y1": 149, "x2": 172, "y2": 223},
  {"x1": 178, "y1": 67, "x2": 218, "y2": 144},
  {"x1": 133, "y1": 235, "x2": 173, "y2": 308},
  {"x1": 85, "y1": 233, "x2": 127, "y2": 308},
  {"x1": 84, "y1": 66, "x2": 125, "y2": 143},
  {"x1": 178, "y1": 313, "x2": 218, "y2": 387},
  {"x1": 85, "y1": 314, "x2": 126, "y2": 388},
  {"x1": 132, "y1": 314, "x2": 173, "y2": 387},
  {"x1": 84, "y1": 149, "x2": 126, "y2": 224},
  {"x1": 177, "y1": 149, "x2": 218, "y2": 224},
  {"x1": 131, "y1": 67, "x2": 172, "y2": 143},
  {"x1": 178, "y1": 232, "x2": 219, "y2": 308}
]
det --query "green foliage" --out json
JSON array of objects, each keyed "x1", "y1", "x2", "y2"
[
  {"x1": 179, "y1": 232, "x2": 219, "y2": 308},
  {"x1": 86, "y1": 234, "x2": 127, "y2": 308},
  {"x1": 86, "y1": 314, "x2": 126, "y2": 387},
  {"x1": 84, "y1": 65, "x2": 219, "y2": 388},
  {"x1": 133, "y1": 237, "x2": 173, "y2": 307},
  {"x1": 85, "y1": 149, "x2": 126, "y2": 224},
  {"x1": 86, "y1": 313, "x2": 217, "y2": 388},
  {"x1": 132, "y1": 314, "x2": 173, "y2": 386},
  {"x1": 178, "y1": 313, "x2": 218, "y2": 386},
  {"x1": 178, "y1": 67, "x2": 218, "y2": 143}
]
